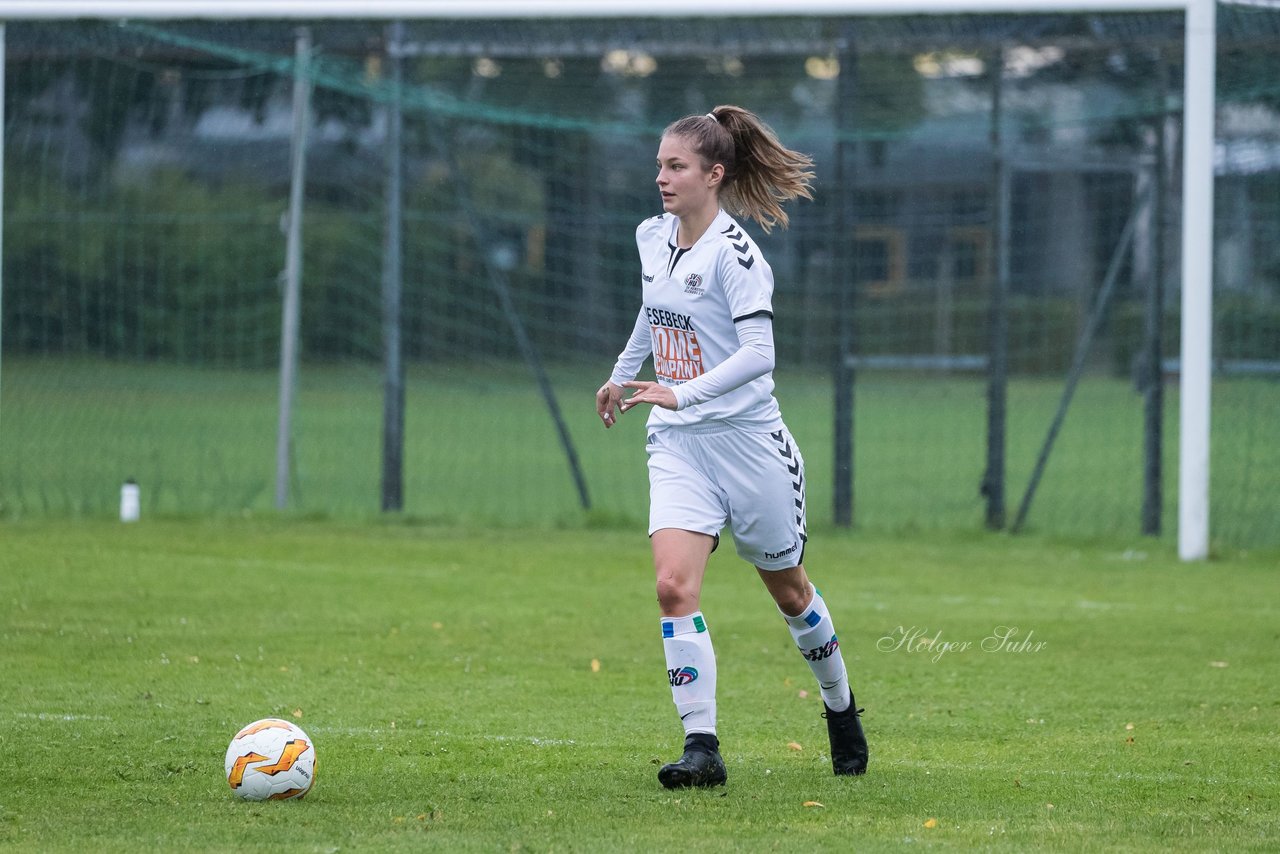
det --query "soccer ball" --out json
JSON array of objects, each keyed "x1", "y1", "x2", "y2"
[{"x1": 224, "y1": 718, "x2": 317, "y2": 801}]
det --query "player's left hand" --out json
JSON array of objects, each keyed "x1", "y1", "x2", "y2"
[{"x1": 620, "y1": 381, "x2": 678, "y2": 412}]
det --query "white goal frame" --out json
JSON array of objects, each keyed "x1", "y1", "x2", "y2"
[{"x1": 0, "y1": 0, "x2": 1218, "y2": 560}]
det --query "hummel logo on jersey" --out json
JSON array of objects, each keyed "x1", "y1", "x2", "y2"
[
  {"x1": 643, "y1": 273, "x2": 654, "y2": 282},
  {"x1": 683, "y1": 273, "x2": 705, "y2": 295},
  {"x1": 721, "y1": 224, "x2": 756, "y2": 270},
  {"x1": 669, "y1": 666, "x2": 699, "y2": 686},
  {"x1": 801, "y1": 635, "x2": 840, "y2": 662}
]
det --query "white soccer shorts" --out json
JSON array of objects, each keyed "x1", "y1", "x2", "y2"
[{"x1": 645, "y1": 424, "x2": 809, "y2": 571}]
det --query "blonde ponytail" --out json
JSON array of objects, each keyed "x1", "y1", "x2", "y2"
[{"x1": 664, "y1": 105, "x2": 814, "y2": 232}]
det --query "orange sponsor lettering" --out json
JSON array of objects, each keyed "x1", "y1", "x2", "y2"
[{"x1": 651, "y1": 325, "x2": 704, "y2": 382}]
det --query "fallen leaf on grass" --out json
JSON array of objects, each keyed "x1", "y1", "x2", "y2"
[
  {"x1": 1210, "y1": 661, "x2": 1229, "y2": 668},
  {"x1": 787, "y1": 741, "x2": 803, "y2": 751},
  {"x1": 923, "y1": 818, "x2": 938, "y2": 829},
  {"x1": 591, "y1": 659, "x2": 601, "y2": 673},
  {"x1": 798, "y1": 689, "x2": 809, "y2": 699},
  {"x1": 292, "y1": 708, "x2": 303, "y2": 719},
  {"x1": 803, "y1": 801, "x2": 825, "y2": 809}
]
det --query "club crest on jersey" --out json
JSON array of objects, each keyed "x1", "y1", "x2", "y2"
[{"x1": 683, "y1": 273, "x2": 705, "y2": 295}]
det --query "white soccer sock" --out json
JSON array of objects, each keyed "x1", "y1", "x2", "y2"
[
  {"x1": 782, "y1": 585, "x2": 851, "y2": 713},
  {"x1": 661, "y1": 611, "x2": 717, "y2": 736}
]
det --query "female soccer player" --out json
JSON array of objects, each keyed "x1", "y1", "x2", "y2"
[{"x1": 596, "y1": 105, "x2": 868, "y2": 789}]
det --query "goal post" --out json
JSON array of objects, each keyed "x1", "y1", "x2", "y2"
[
  {"x1": 0, "y1": 0, "x2": 1227, "y2": 558},
  {"x1": 1177, "y1": 0, "x2": 1216, "y2": 562}
]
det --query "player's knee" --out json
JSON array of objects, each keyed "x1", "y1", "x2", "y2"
[
  {"x1": 654, "y1": 571, "x2": 698, "y2": 615},
  {"x1": 772, "y1": 586, "x2": 810, "y2": 617},
  {"x1": 761, "y1": 567, "x2": 812, "y2": 616}
]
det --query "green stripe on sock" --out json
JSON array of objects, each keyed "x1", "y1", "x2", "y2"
[{"x1": 693, "y1": 615, "x2": 707, "y2": 633}]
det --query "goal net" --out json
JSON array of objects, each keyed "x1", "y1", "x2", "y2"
[{"x1": 1, "y1": 5, "x2": 1277, "y2": 548}]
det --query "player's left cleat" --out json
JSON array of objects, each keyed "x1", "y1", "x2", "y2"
[
  {"x1": 823, "y1": 695, "x2": 868, "y2": 776},
  {"x1": 658, "y1": 733, "x2": 727, "y2": 789}
]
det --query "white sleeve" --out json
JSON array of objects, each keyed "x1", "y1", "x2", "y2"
[
  {"x1": 671, "y1": 314, "x2": 774, "y2": 410},
  {"x1": 608, "y1": 309, "x2": 651, "y2": 386}
]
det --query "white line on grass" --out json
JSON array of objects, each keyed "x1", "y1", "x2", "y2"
[{"x1": 14, "y1": 712, "x2": 113, "y2": 722}]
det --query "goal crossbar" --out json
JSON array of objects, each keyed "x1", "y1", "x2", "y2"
[{"x1": 0, "y1": 0, "x2": 1189, "y2": 21}]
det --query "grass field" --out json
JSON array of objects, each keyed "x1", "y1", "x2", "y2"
[
  {"x1": 2, "y1": 517, "x2": 1277, "y2": 851},
  {"x1": 2, "y1": 357, "x2": 1278, "y2": 549}
]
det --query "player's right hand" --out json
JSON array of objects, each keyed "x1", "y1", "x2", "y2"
[{"x1": 596, "y1": 381, "x2": 624, "y2": 428}]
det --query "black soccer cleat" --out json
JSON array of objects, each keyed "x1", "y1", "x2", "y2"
[
  {"x1": 823, "y1": 695, "x2": 868, "y2": 776},
  {"x1": 658, "y1": 733, "x2": 727, "y2": 789}
]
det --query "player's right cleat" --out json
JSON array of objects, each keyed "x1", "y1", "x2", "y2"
[
  {"x1": 823, "y1": 694, "x2": 868, "y2": 775},
  {"x1": 658, "y1": 733, "x2": 727, "y2": 789}
]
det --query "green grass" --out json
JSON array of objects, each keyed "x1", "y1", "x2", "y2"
[
  {"x1": 1, "y1": 517, "x2": 1277, "y2": 851},
  {"x1": 2, "y1": 357, "x2": 1279, "y2": 549}
]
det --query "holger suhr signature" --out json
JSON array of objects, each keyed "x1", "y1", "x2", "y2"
[{"x1": 877, "y1": 625, "x2": 1047, "y2": 662}]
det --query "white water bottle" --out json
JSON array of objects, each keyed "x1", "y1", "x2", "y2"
[{"x1": 120, "y1": 478, "x2": 140, "y2": 522}]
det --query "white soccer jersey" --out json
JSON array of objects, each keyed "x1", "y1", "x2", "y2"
[{"x1": 610, "y1": 209, "x2": 784, "y2": 431}]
